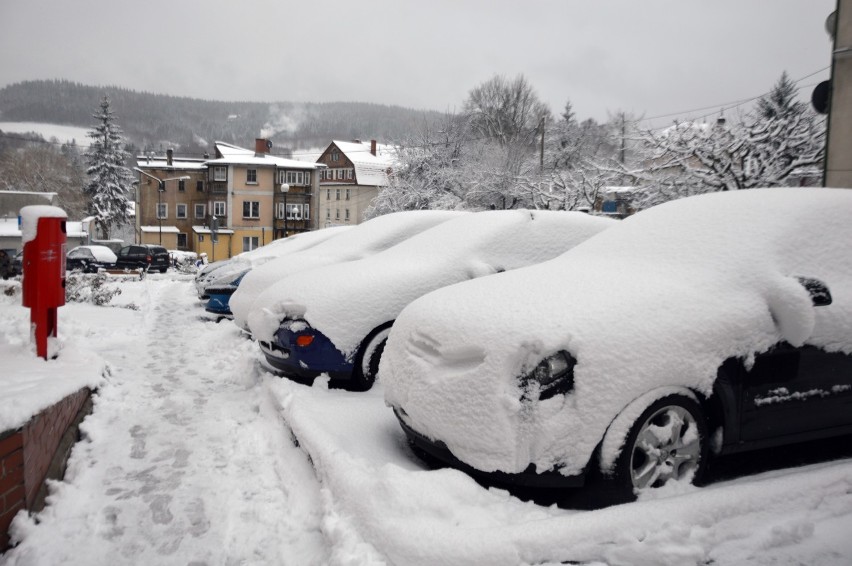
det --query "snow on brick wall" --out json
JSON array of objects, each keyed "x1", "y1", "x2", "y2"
[{"x1": 0, "y1": 431, "x2": 25, "y2": 551}]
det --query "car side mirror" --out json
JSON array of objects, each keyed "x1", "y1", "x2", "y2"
[{"x1": 795, "y1": 276, "x2": 832, "y2": 307}]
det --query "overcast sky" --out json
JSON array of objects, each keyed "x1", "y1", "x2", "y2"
[{"x1": 0, "y1": 0, "x2": 836, "y2": 129}]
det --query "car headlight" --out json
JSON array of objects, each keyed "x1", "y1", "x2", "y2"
[{"x1": 520, "y1": 351, "x2": 576, "y2": 401}]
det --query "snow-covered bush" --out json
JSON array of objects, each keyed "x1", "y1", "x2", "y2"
[{"x1": 65, "y1": 272, "x2": 122, "y2": 306}]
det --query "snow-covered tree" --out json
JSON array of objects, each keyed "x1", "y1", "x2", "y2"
[
  {"x1": 640, "y1": 72, "x2": 825, "y2": 204},
  {"x1": 84, "y1": 96, "x2": 136, "y2": 239}
]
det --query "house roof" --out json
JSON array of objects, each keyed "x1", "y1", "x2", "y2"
[
  {"x1": 207, "y1": 142, "x2": 321, "y2": 170},
  {"x1": 135, "y1": 157, "x2": 208, "y2": 171},
  {"x1": 141, "y1": 225, "x2": 181, "y2": 234},
  {"x1": 328, "y1": 140, "x2": 395, "y2": 187}
]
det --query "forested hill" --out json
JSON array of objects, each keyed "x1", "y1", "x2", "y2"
[{"x1": 0, "y1": 79, "x2": 443, "y2": 154}]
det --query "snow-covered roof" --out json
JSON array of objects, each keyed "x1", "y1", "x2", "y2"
[
  {"x1": 141, "y1": 225, "x2": 181, "y2": 234},
  {"x1": 192, "y1": 225, "x2": 235, "y2": 235},
  {"x1": 0, "y1": 190, "x2": 58, "y2": 198},
  {"x1": 207, "y1": 142, "x2": 321, "y2": 170},
  {"x1": 1, "y1": 217, "x2": 86, "y2": 239},
  {"x1": 135, "y1": 157, "x2": 207, "y2": 171},
  {"x1": 328, "y1": 140, "x2": 395, "y2": 187}
]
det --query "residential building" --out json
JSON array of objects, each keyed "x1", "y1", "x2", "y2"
[
  {"x1": 200, "y1": 140, "x2": 323, "y2": 261},
  {"x1": 316, "y1": 140, "x2": 393, "y2": 227},
  {"x1": 135, "y1": 150, "x2": 208, "y2": 251}
]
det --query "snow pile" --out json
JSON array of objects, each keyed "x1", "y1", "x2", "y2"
[
  {"x1": 383, "y1": 188, "x2": 852, "y2": 477},
  {"x1": 246, "y1": 210, "x2": 616, "y2": 354},
  {"x1": 231, "y1": 210, "x2": 465, "y2": 331},
  {"x1": 0, "y1": 281, "x2": 106, "y2": 430},
  {"x1": 19, "y1": 205, "x2": 67, "y2": 245},
  {"x1": 267, "y1": 377, "x2": 852, "y2": 566}
]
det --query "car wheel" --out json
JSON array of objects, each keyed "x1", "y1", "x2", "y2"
[
  {"x1": 160, "y1": 267, "x2": 168, "y2": 273},
  {"x1": 351, "y1": 324, "x2": 392, "y2": 391},
  {"x1": 609, "y1": 394, "x2": 708, "y2": 499}
]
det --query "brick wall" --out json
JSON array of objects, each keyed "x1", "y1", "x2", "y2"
[
  {"x1": 0, "y1": 431, "x2": 25, "y2": 551},
  {"x1": 0, "y1": 388, "x2": 91, "y2": 552}
]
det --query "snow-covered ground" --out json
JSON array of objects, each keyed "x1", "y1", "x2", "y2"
[
  {"x1": 0, "y1": 122, "x2": 92, "y2": 147},
  {"x1": 1, "y1": 274, "x2": 852, "y2": 565}
]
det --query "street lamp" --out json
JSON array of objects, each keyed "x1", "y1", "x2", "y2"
[
  {"x1": 134, "y1": 168, "x2": 190, "y2": 245},
  {"x1": 280, "y1": 183, "x2": 290, "y2": 237}
]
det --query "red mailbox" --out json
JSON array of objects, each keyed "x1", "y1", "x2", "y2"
[{"x1": 21, "y1": 205, "x2": 67, "y2": 360}]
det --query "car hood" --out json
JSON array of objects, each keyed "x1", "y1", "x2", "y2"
[{"x1": 382, "y1": 188, "x2": 852, "y2": 477}]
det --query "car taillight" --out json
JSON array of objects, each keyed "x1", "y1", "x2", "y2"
[
  {"x1": 295, "y1": 335, "x2": 315, "y2": 347},
  {"x1": 146, "y1": 255, "x2": 152, "y2": 262}
]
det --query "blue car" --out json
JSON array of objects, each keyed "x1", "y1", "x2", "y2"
[{"x1": 204, "y1": 270, "x2": 249, "y2": 318}]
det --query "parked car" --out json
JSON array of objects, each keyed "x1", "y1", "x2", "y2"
[
  {"x1": 196, "y1": 225, "x2": 352, "y2": 303},
  {"x1": 66, "y1": 245, "x2": 118, "y2": 273},
  {"x1": 251, "y1": 210, "x2": 616, "y2": 390},
  {"x1": 383, "y1": 188, "x2": 852, "y2": 501},
  {"x1": 230, "y1": 210, "x2": 466, "y2": 332},
  {"x1": 115, "y1": 244, "x2": 170, "y2": 272},
  {"x1": 12, "y1": 250, "x2": 23, "y2": 277}
]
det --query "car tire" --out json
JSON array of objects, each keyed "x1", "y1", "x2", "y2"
[
  {"x1": 159, "y1": 267, "x2": 168, "y2": 273},
  {"x1": 351, "y1": 324, "x2": 392, "y2": 392},
  {"x1": 607, "y1": 394, "x2": 708, "y2": 501}
]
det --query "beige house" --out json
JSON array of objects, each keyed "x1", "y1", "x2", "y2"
[
  {"x1": 198, "y1": 140, "x2": 323, "y2": 261},
  {"x1": 316, "y1": 140, "x2": 393, "y2": 227}
]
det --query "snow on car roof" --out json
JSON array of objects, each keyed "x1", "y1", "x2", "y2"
[
  {"x1": 246, "y1": 210, "x2": 617, "y2": 355},
  {"x1": 382, "y1": 188, "x2": 852, "y2": 477},
  {"x1": 202, "y1": 226, "x2": 354, "y2": 287},
  {"x1": 231, "y1": 210, "x2": 466, "y2": 331},
  {"x1": 69, "y1": 245, "x2": 117, "y2": 263}
]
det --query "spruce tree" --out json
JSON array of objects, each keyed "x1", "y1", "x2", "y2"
[{"x1": 84, "y1": 95, "x2": 135, "y2": 239}]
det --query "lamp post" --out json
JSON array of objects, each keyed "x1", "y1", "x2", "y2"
[
  {"x1": 280, "y1": 183, "x2": 290, "y2": 237},
  {"x1": 134, "y1": 168, "x2": 190, "y2": 245}
]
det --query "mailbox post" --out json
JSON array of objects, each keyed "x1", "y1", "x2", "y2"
[{"x1": 20, "y1": 205, "x2": 67, "y2": 360}]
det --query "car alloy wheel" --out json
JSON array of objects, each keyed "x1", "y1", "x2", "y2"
[{"x1": 613, "y1": 394, "x2": 708, "y2": 495}]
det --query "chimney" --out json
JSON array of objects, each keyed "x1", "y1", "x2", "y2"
[
  {"x1": 370, "y1": 139, "x2": 377, "y2": 156},
  {"x1": 255, "y1": 138, "x2": 272, "y2": 154},
  {"x1": 166, "y1": 148, "x2": 173, "y2": 166}
]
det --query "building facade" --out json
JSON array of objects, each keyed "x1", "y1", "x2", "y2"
[{"x1": 316, "y1": 140, "x2": 393, "y2": 228}]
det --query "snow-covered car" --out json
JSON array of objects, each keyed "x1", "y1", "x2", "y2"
[
  {"x1": 250, "y1": 210, "x2": 616, "y2": 390},
  {"x1": 65, "y1": 245, "x2": 118, "y2": 273},
  {"x1": 195, "y1": 226, "x2": 352, "y2": 300},
  {"x1": 230, "y1": 210, "x2": 466, "y2": 332},
  {"x1": 383, "y1": 188, "x2": 852, "y2": 501}
]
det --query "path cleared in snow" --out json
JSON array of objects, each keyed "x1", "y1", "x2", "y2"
[{"x1": 3, "y1": 277, "x2": 328, "y2": 566}]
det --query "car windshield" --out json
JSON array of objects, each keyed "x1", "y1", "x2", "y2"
[{"x1": 68, "y1": 248, "x2": 95, "y2": 259}]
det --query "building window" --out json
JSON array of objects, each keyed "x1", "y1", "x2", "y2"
[
  {"x1": 326, "y1": 208, "x2": 330, "y2": 219},
  {"x1": 326, "y1": 188, "x2": 330, "y2": 200},
  {"x1": 198, "y1": 234, "x2": 205, "y2": 242},
  {"x1": 177, "y1": 233, "x2": 188, "y2": 249},
  {"x1": 345, "y1": 188, "x2": 350, "y2": 200},
  {"x1": 304, "y1": 171, "x2": 311, "y2": 185},
  {"x1": 213, "y1": 166, "x2": 227, "y2": 181},
  {"x1": 196, "y1": 180, "x2": 204, "y2": 192},
  {"x1": 277, "y1": 202, "x2": 285, "y2": 219},
  {"x1": 194, "y1": 204, "x2": 206, "y2": 219},
  {"x1": 243, "y1": 201, "x2": 260, "y2": 219},
  {"x1": 157, "y1": 203, "x2": 168, "y2": 219},
  {"x1": 335, "y1": 189, "x2": 340, "y2": 200},
  {"x1": 304, "y1": 203, "x2": 310, "y2": 221},
  {"x1": 242, "y1": 237, "x2": 259, "y2": 252},
  {"x1": 345, "y1": 209, "x2": 350, "y2": 221},
  {"x1": 176, "y1": 204, "x2": 187, "y2": 219},
  {"x1": 335, "y1": 208, "x2": 340, "y2": 220},
  {"x1": 347, "y1": 168, "x2": 354, "y2": 180},
  {"x1": 331, "y1": 151, "x2": 339, "y2": 162},
  {"x1": 246, "y1": 169, "x2": 257, "y2": 184},
  {"x1": 213, "y1": 201, "x2": 226, "y2": 216},
  {"x1": 178, "y1": 179, "x2": 186, "y2": 192}
]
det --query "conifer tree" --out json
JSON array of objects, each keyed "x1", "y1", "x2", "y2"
[{"x1": 84, "y1": 96, "x2": 135, "y2": 239}]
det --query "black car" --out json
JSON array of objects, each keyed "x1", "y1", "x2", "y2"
[
  {"x1": 66, "y1": 245, "x2": 118, "y2": 273},
  {"x1": 115, "y1": 244, "x2": 170, "y2": 273}
]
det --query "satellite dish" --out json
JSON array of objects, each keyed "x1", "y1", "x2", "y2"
[
  {"x1": 812, "y1": 80, "x2": 831, "y2": 114},
  {"x1": 826, "y1": 11, "x2": 837, "y2": 39}
]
